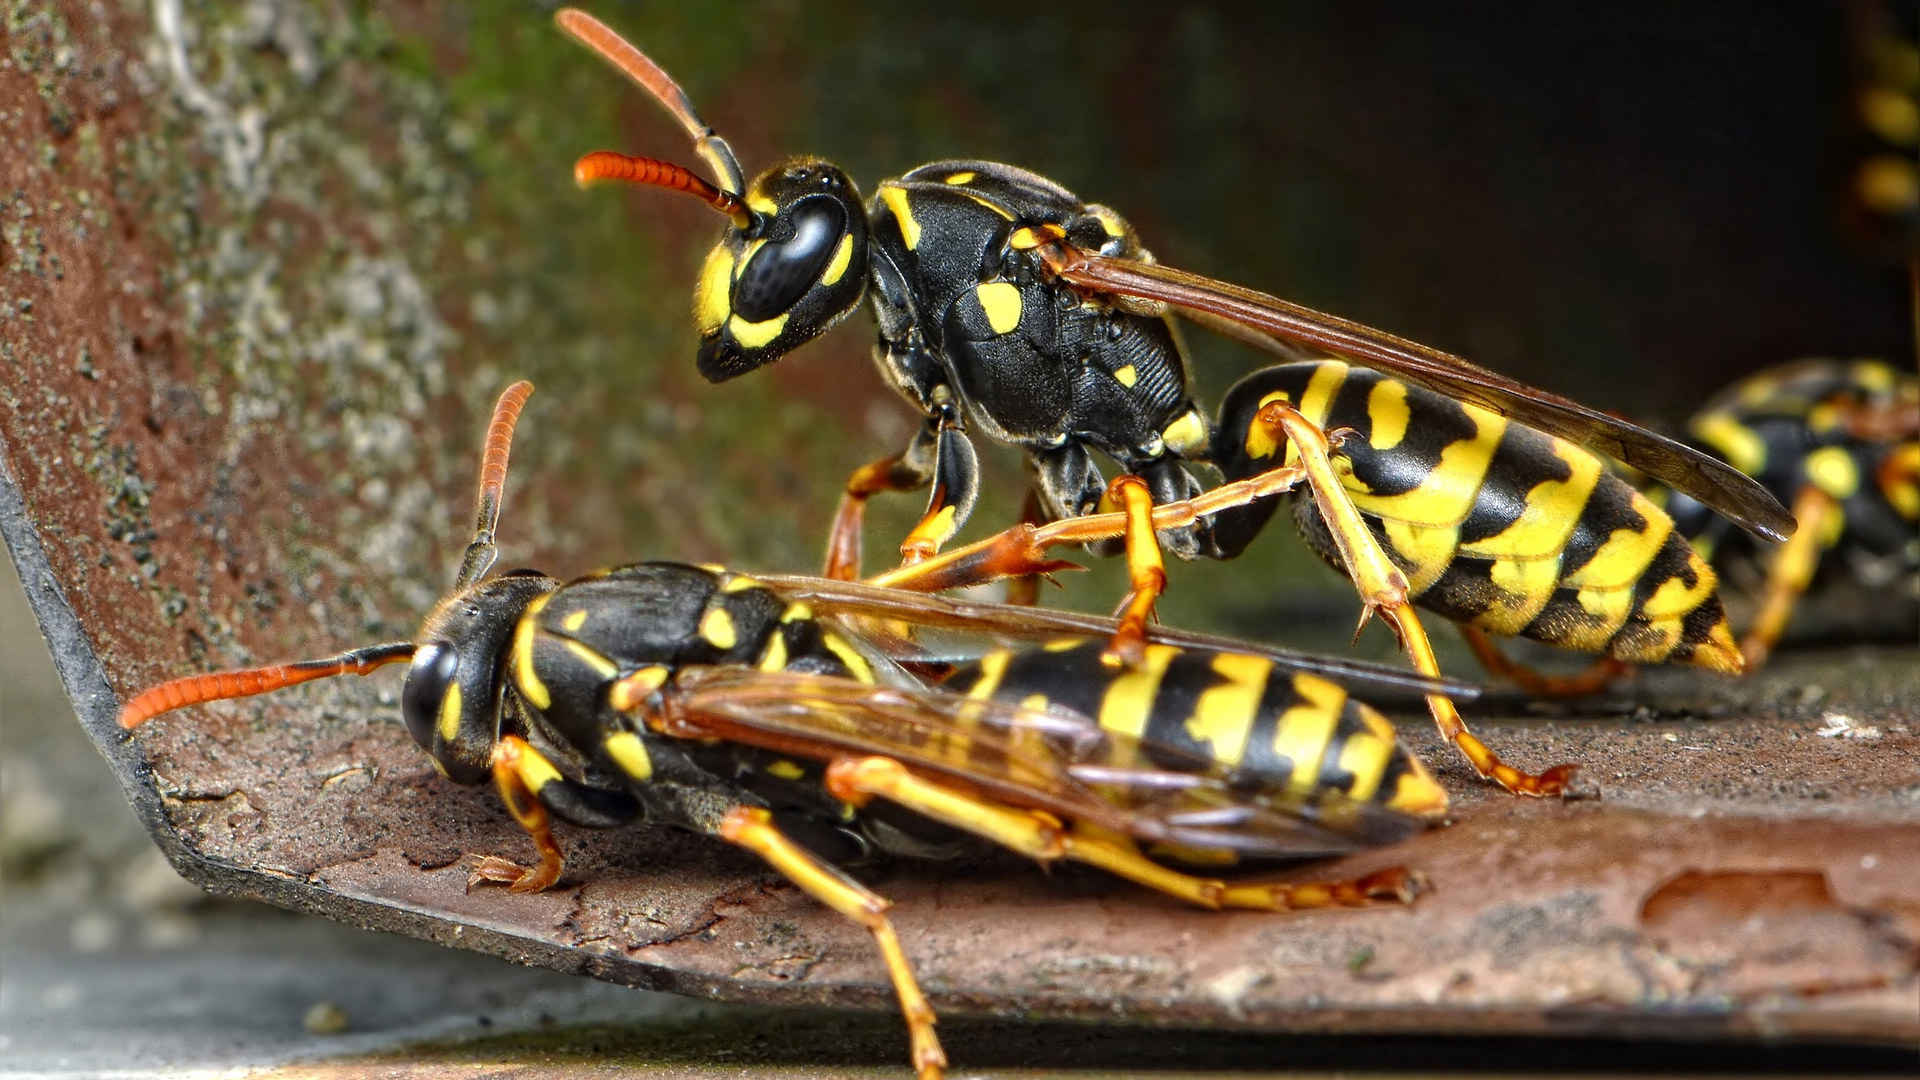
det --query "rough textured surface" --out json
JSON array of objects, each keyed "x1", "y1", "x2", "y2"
[{"x1": 3, "y1": 0, "x2": 1916, "y2": 1072}]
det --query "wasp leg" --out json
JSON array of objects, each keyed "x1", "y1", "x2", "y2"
[
  {"x1": 826, "y1": 757, "x2": 1424, "y2": 911},
  {"x1": 1741, "y1": 485, "x2": 1839, "y2": 669},
  {"x1": 865, "y1": 462, "x2": 1310, "y2": 594},
  {"x1": 1244, "y1": 402, "x2": 1578, "y2": 797},
  {"x1": 1099, "y1": 475, "x2": 1166, "y2": 668},
  {"x1": 824, "y1": 421, "x2": 940, "y2": 580},
  {"x1": 1002, "y1": 489, "x2": 1049, "y2": 607},
  {"x1": 470, "y1": 735, "x2": 568, "y2": 892},
  {"x1": 898, "y1": 423, "x2": 981, "y2": 566},
  {"x1": 1459, "y1": 625, "x2": 1633, "y2": 697},
  {"x1": 718, "y1": 806, "x2": 946, "y2": 1080}
]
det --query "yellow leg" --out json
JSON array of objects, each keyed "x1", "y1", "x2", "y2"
[
  {"x1": 469, "y1": 735, "x2": 567, "y2": 893},
  {"x1": 718, "y1": 806, "x2": 946, "y2": 1080},
  {"x1": 1099, "y1": 474, "x2": 1167, "y2": 668},
  {"x1": 1741, "y1": 485, "x2": 1837, "y2": 669},
  {"x1": 1459, "y1": 624, "x2": 1632, "y2": 698},
  {"x1": 826, "y1": 756, "x2": 1425, "y2": 911}
]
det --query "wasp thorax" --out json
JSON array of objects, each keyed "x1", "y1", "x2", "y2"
[{"x1": 693, "y1": 157, "x2": 868, "y2": 383}]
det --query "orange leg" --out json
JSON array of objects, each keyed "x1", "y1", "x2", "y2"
[
  {"x1": 719, "y1": 806, "x2": 946, "y2": 1080},
  {"x1": 1001, "y1": 489, "x2": 1048, "y2": 608},
  {"x1": 827, "y1": 756, "x2": 1425, "y2": 911},
  {"x1": 824, "y1": 452, "x2": 931, "y2": 581},
  {"x1": 1100, "y1": 475, "x2": 1167, "y2": 667},
  {"x1": 469, "y1": 735, "x2": 567, "y2": 893},
  {"x1": 1460, "y1": 625, "x2": 1633, "y2": 698},
  {"x1": 1741, "y1": 485, "x2": 1838, "y2": 669}
]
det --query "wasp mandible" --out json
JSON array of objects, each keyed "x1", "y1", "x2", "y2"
[
  {"x1": 554, "y1": 9, "x2": 1795, "y2": 797},
  {"x1": 121, "y1": 382, "x2": 1467, "y2": 1080}
]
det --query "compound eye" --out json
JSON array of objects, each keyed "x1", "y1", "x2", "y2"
[
  {"x1": 732, "y1": 196, "x2": 847, "y2": 322},
  {"x1": 401, "y1": 642, "x2": 459, "y2": 750}
]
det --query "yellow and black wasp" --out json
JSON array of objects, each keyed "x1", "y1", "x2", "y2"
[
  {"x1": 1652, "y1": 358, "x2": 1918, "y2": 668},
  {"x1": 551, "y1": 9, "x2": 1794, "y2": 798},
  {"x1": 120, "y1": 381, "x2": 1465, "y2": 1080}
]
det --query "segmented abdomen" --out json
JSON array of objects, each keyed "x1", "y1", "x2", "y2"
[{"x1": 1215, "y1": 361, "x2": 1741, "y2": 672}]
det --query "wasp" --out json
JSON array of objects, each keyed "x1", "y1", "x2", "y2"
[
  {"x1": 1652, "y1": 359, "x2": 1918, "y2": 667},
  {"x1": 120, "y1": 381, "x2": 1468, "y2": 1080},
  {"x1": 551, "y1": 10, "x2": 1793, "y2": 798}
]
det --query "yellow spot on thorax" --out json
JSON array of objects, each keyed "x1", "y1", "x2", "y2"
[
  {"x1": 1160, "y1": 409, "x2": 1208, "y2": 456},
  {"x1": 1096, "y1": 644, "x2": 1178, "y2": 739},
  {"x1": 1184, "y1": 654, "x2": 1270, "y2": 768},
  {"x1": 603, "y1": 731, "x2": 653, "y2": 781},
  {"x1": 1691, "y1": 412, "x2": 1766, "y2": 476},
  {"x1": 1112, "y1": 364, "x2": 1138, "y2": 388},
  {"x1": 879, "y1": 184, "x2": 921, "y2": 250},
  {"x1": 562, "y1": 609, "x2": 588, "y2": 632},
  {"x1": 436, "y1": 681, "x2": 462, "y2": 744},
  {"x1": 1242, "y1": 390, "x2": 1290, "y2": 462},
  {"x1": 781, "y1": 603, "x2": 813, "y2": 623},
  {"x1": 964, "y1": 649, "x2": 1012, "y2": 701},
  {"x1": 564, "y1": 639, "x2": 620, "y2": 679},
  {"x1": 1296, "y1": 362, "x2": 1350, "y2": 428},
  {"x1": 975, "y1": 281, "x2": 1023, "y2": 335},
  {"x1": 821, "y1": 632, "x2": 875, "y2": 683},
  {"x1": 757, "y1": 630, "x2": 789, "y2": 672},
  {"x1": 1805, "y1": 445, "x2": 1861, "y2": 500},
  {"x1": 766, "y1": 759, "x2": 807, "y2": 780},
  {"x1": 700, "y1": 607, "x2": 739, "y2": 650},
  {"x1": 511, "y1": 595, "x2": 553, "y2": 710},
  {"x1": 1273, "y1": 674, "x2": 1346, "y2": 797},
  {"x1": 608, "y1": 665, "x2": 669, "y2": 713},
  {"x1": 720, "y1": 574, "x2": 763, "y2": 593},
  {"x1": 944, "y1": 170, "x2": 976, "y2": 185}
]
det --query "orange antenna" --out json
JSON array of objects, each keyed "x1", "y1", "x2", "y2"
[
  {"x1": 455, "y1": 380, "x2": 535, "y2": 590},
  {"x1": 118, "y1": 642, "x2": 416, "y2": 730},
  {"x1": 574, "y1": 151, "x2": 752, "y2": 229},
  {"x1": 555, "y1": 8, "x2": 747, "y2": 198}
]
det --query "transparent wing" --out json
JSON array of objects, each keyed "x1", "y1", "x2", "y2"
[
  {"x1": 1042, "y1": 247, "x2": 1795, "y2": 542},
  {"x1": 663, "y1": 666, "x2": 1427, "y2": 859}
]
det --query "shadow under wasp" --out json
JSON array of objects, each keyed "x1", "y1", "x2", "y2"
[
  {"x1": 120, "y1": 381, "x2": 1483, "y2": 1080},
  {"x1": 550, "y1": 9, "x2": 1797, "y2": 800}
]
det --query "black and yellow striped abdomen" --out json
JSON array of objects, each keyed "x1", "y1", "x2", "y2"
[
  {"x1": 939, "y1": 640, "x2": 1447, "y2": 829},
  {"x1": 1214, "y1": 361, "x2": 1741, "y2": 672}
]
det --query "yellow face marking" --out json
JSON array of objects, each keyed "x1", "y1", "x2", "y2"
[
  {"x1": 1365, "y1": 378, "x2": 1411, "y2": 450},
  {"x1": 1095, "y1": 644, "x2": 1179, "y2": 739},
  {"x1": 558, "y1": 639, "x2": 616, "y2": 679},
  {"x1": 436, "y1": 681, "x2": 462, "y2": 745},
  {"x1": 745, "y1": 190, "x2": 779, "y2": 217},
  {"x1": 562, "y1": 609, "x2": 589, "y2": 632},
  {"x1": 1091, "y1": 206, "x2": 1128, "y2": 238},
  {"x1": 1160, "y1": 409, "x2": 1208, "y2": 456},
  {"x1": 1184, "y1": 654, "x2": 1269, "y2": 768},
  {"x1": 511, "y1": 596, "x2": 553, "y2": 710},
  {"x1": 1273, "y1": 674, "x2": 1346, "y2": 797},
  {"x1": 975, "y1": 281, "x2": 1023, "y2": 335},
  {"x1": 1112, "y1": 364, "x2": 1138, "y2": 388},
  {"x1": 603, "y1": 731, "x2": 653, "y2": 781},
  {"x1": 821, "y1": 632, "x2": 875, "y2": 683},
  {"x1": 721, "y1": 574, "x2": 763, "y2": 593},
  {"x1": 700, "y1": 607, "x2": 739, "y2": 650},
  {"x1": 944, "y1": 170, "x2": 976, "y2": 185},
  {"x1": 757, "y1": 630, "x2": 789, "y2": 672},
  {"x1": 1805, "y1": 446, "x2": 1860, "y2": 500},
  {"x1": 879, "y1": 184, "x2": 920, "y2": 250},
  {"x1": 728, "y1": 312, "x2": 789, "y2": 349},
  {"x1": 766, "y1": 759, "x2": 806, "y2": 780},
  {"x1": 693, "y1": 245, "x2": 735, "y2": 333},
  {"x1": 1242, "y1": 390, "x2": 1291, "y2": 462},
  {"x1": 819, "y1": 233, "x2": 855, "y2": 287},
  {"x1": 1459, "y1": 442, "x2": 1605, "y2": 561},
  {"x1": 1691, "y1": 412, "x2": 1766, "y2": 476},
  {"x1": 1333, "y1": 711, "x2": 1394, "y2": 802},
  {"x1": 608, "y1": 665, "x2": 670, "y2": 713},
  {"x1": 781, "y1": 603, "x2": 813, "y2": 623}
]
